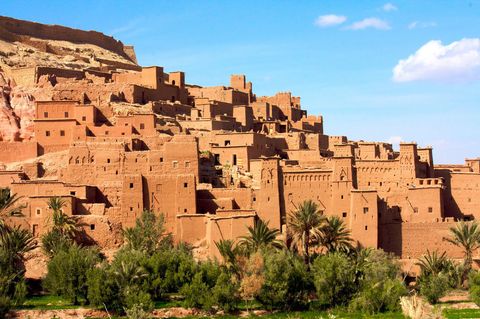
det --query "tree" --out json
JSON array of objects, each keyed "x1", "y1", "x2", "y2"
[
  {"x1": 0, "y1": 188, "x2": 24, "y2": 227},
  {"x1": 257, "y1": 250, "x2": 311, "y2": 310},
  {"x1": 44, "y1": 245, "x2": 100, "y2": 305},
  {"x1": 215, "y1": 239, "x2": 240, "y2": 274},
  {"x1": 47, "y1": 197, "x2": 77, "y2": 238},
  {"x1": 416, "y1": 250, "x2": 450, "y2": 277},
  {"x1": 238, "y1": 219, "x2": 283, "y2": 253},
  {"x1": 123, "y1": 210, "x2": 171, "y2": 255},
  {"x1": 445, "y1": 221, "x2": 480, "y2": 282},
  {"x1": 319, "y1": 216, "x2": 353, "y2": 253},
  {"x1": 288, "y1": 200, "x2": 325, "y2": 266},
  {"x1": 0, "y1": 226, "x2": 36, "y2": 269}
]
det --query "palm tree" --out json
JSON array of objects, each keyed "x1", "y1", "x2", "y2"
[
  {"x1": 319, "y1": 216, "x2": 353, "y2": 253},
  {"x1": 47, "y1": 197, "x2": 77, "y2": 238},
  {"x1": 0, "y1": 225, "x2": 36, "y2": 267},
  {"x1": 215, "y1": 239, "x2": 239, "y2": 273},
  {"x1": 0, "y1": 188, "x2": 24, "y2": 227},
  {"x1": 288, "y1": 200, "x2": 325, "y2": 266},
  {"x1": 113, "y1": 260, "x2": 148, "y2": 289},
  {"x1": 239, "y1": 218, "x2": 283, "y2": 253},
  {"x1": 416, "y1": 250, "x2": 449, "y2": 277},
  {"x1": 445, "y1": 221, "x2": 480, "y2": 282}
]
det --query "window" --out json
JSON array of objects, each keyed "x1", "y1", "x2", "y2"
[
  {"x1": 60, "y1": 130, "x2": 65, "y2": 136},
  {"x1": 105, "y1": 130, "x2": 109, "y2": 135},
  {"x1": 44, "y1": 112, "x2": 48, "y2": 118},
  {"x1": 70, "y1": 191, "x2": 76, "y2": 196},
  {"x1": 253, "y1": 197, "x2": 256, "y2": 202},
  {"x1": 184, "y1": 208, "x2": 187, "y2": 212},
  {"x1": 130, "y1": 207, "x2": 133, "y2": 211},
  {"x1": 64, "y1": 112, "x2": 69, "y2": 118},
  {"x1": 173, "y1": 161, "x2": 178, "y2": 168},
  {"x1": 224, "y1": 140, "x2": 231, "y2": 146},
  {"x1": 140, "y1": 123, "x2": 145, "y2": 130},
  {"x1": 172, "y1": 80, "x2": 176, "y2": 85},
  {"x1": 233, "y1": 154, "x2": 237, "y2": 166},
  {"x1": 428, "y1": 207, "x2": 433, "y2": 213},
  {"x1": 107, "y1": 159, "x2": 111, "y2": 163},
  {"x1": 342, "y1": 212, "x2": 347, "y2": 218},
  {"x1": 414, "y1": 207, "x2": 419, "y2": 213},
  {"x1": 363, "y1": 207, "x2": 369, "y2": 214},
  {"x1": 45, "y1": 131, "x2": 50, "y2": 137},
  {"x1": 341, "y1": 195, "x2": 344, "y2": 199},
  {"x1": 82, "y1": 116, "x2": 86, "y2": 121},
  {"x1": 184, "y1": 182, "x2": 188, "y2": 188},
  {"x1": 160, "y1": 157, "x2": 164, "y2": 163},
  {"x1": 129, "y1": 183, "x2": 134, "y2": 189},
  {"x1": 90, "y1": 224, "x2": 95, "y2": 231},
  {"x1": 185, "y1": 161, "x2": 190, "y2": 168},
  {"x1": 365, "y1": 226, "x2": 368, "y2": 230},
  {"x1": 36, "y1": 208, "x2": 41, "y2": 215}
]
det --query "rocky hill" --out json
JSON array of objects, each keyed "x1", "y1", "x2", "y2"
[{"x1": 0, "y1": 16, "x2": 139, "y2": 142}]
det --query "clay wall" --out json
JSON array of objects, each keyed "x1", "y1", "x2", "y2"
[
  {"x1": 349, "y1": 190, "x2": 378, "y2": 248},
  {"x1": 0, "y1": 141, "x2": 38, "y2": 163}
]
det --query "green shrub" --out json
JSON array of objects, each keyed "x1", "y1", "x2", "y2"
[
  {"x1": 349, "y1": 250, "x2": 407, "y2": 313},
  {"x1": 312, "y1": 252, "x2": 356, "y2": 307},
  {"x1": 469, "y1": 271, "x2": 480, "y2": 306},
  {"x1": 41, "y1": 229, "x2": 73, "y2": 258},
  {"x1": 349, "y1": 277, "x2": 407, "y2": 313},
  {"x1": 125, "y1": 303, "x2": 150, "y2": 319},
  {"x1": 122, "y1": 210, "x2": 172, "y2": 255},
  {"x1": 418, "y1": 273, "x2": 450, "y2": 304},
  {"x1": 44, "y1": 245, "x2": 100, "y2": 305},
  {"x1": 257, "y1": 250, "x2": 311, "y2": 310},
  {"x1": 86, "y1": 264, "x2": 123, "y2": 312},
  {"x1": 212, "y1": 271, "x2": 239, "y2": 312},
  {"x1": 144, "y1": 247, "x2": 196, "y2": 299},
  {"x1": 181, "y1": 272, "x2": 215, "y2": 310}
]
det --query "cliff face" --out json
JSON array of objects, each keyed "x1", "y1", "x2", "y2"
[{"x1": 0, "y1": 16, "x2": 140, "y2": 142}]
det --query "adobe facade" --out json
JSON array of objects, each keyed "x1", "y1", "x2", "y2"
[{"x1": 0, "y1": 17, "x2": 478, "y2": 267}]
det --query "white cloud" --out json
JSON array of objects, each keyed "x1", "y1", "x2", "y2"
[
  {"x1": 383, "y1": 3, "x2": 398, "y2": 11},
  {"x1": 314, "y1": 14, "x2": 347, "y2": 27},
  {"x1": 408, "y1": 21, "x2": 437, "y2": 30},
  {"x1": 393, "y1": 38, "x2": 480, "y2": 83},
  {"x1": 345, "y1": 18, "x2": 391, "y2": 30}
]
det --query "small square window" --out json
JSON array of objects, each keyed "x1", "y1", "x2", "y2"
[
  {"x1": 253, "y1": 197, "x2": 256, "y2": 202},
  {"x1": 140, "y1": 123, "x2": 145, "y2": 130},
  {"x1": 45, "y1": 131, "x2": 50, "y2": 137},
  {"x1": 363, "y1": 207, "x2": 369, "y2": 214},
  {"x1": 341, "y1": 195, "x2": 344, "y2": 199},
  {"x1": 342, "y1": 212, "x2": 347, "y2": 218},
  {"x1": 82, "y1": 116, "x2": 86, "y2": 121},
  {"x1": 64, "y1": 112, "x2": 69, "y2": 118},
  {"x1": 184, "y1": 182, "x2": 188, "y2": 188},
  {"x1": 105, "y1": 131, "x2": 109, "y2": 135},
  {"x1": 160, "y1": 157, "x2": 164, "y2": 162},
  {"x1": 365, "y1": 226, "x2": 368, "y2": 230},
  {"x1": 44, "y1": 112, "x2": 48, "y2": 118},
  {"x1": 90, "y1": 224, "x2": 95, "y2": 231},
  {"x1": 60, "y1": 130, "x2": 65, "y2": 136},
  {"x1": 185, "y1": 161, "x2": 190, "y2": 168},
  {"x1": 36, "y1": 208, "x2": 41, "y2": 215},
  {"x1": 173, "y1": 161, "x2": 178, "y2": 168},
  {"x1": 130, "y1": 207, "x2": 133, "y2": 211},
  {"x1": 428, "y1": 207, "x2": 433, "y2": 213},
  {"x1": 70, "y1": 191, "x2": 76, "y2": 196},
  {"x1": 107, "y1": 159, "x2": 111, "y2": 163},
  {"x1": 414, "y1": 207, "x2": 419, "y2": 213},
  {"x1": 184, "y1": 208, "x2": 187, "y2": 212},
  {"x1": 129, "y1": 183, "x2": 134, "y2": 189}
]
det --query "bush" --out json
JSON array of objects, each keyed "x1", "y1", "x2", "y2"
[
  {"x1": 144, "y1": 247, "x2": 196, "y2": 299},
  {"x1": 349, "y1": 250, "x2": 407, "y2": 313},
  {"x1": 41, "y1": 229, "x2": 73, "y2": 258},
  {"x1": 123, "y1": 210, "x2": 172, "y2": 255},
  {"x1": 349, "y1": 278, "x2": 407, "y2": 313},
  {"x1": 257, "y1": 250, "x2": 311, "y2": 310},
  {"x1": 418, "y1": 273, "x2": 450, "y2": 304},
  {"x1": 181, "y1": 272, "x2": 215, "y2": 310},
  {"x1": 181, "y1": 260, "x2": 221, "y2": 311},
  {"x1": 212, "y1": 271, "x2": 239, "y2": 312},
  {"x1": 44, "y1": 245, "x2": 100, "y2": 305},
  {"x1": 125, "y1": 303, "x2": 150, "y2": 319},
  {"x1": 312, "y1": 252, "x2": 356, "y2": 307},
  {"x1": 86, "y1": 264, "x2": 123, "y2": 312},
  {"x1": 469, "y1": 271, "x2": 480, "y2": 306}
]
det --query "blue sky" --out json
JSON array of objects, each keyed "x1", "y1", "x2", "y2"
[{"x1": 2, "y1": 1, "x2": 479, "y2": 163}]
